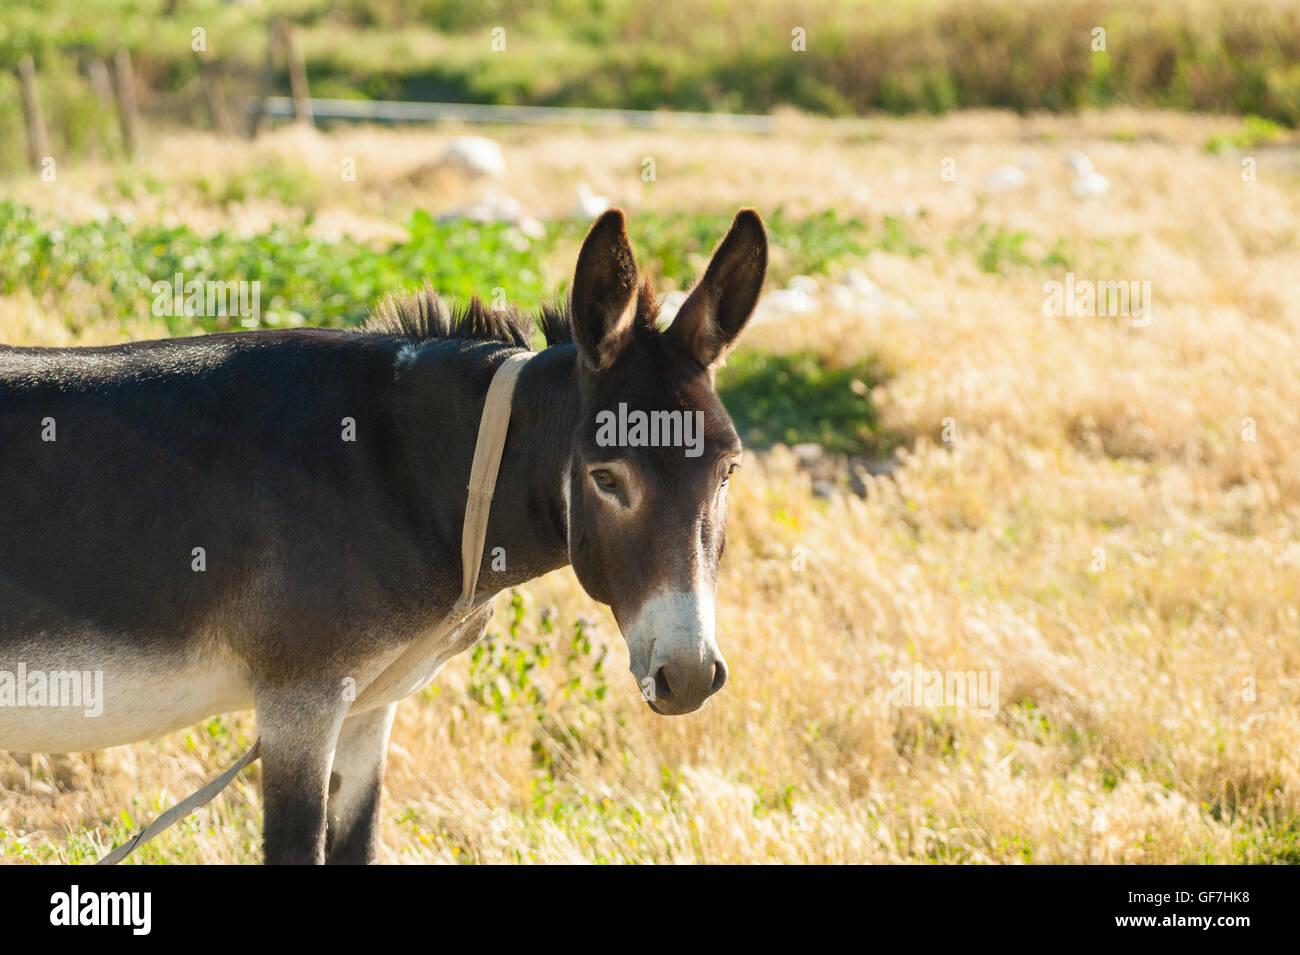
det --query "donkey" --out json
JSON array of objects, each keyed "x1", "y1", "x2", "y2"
[{"x1": 0, "y1": 208, "x2": 767, "y2": 864}]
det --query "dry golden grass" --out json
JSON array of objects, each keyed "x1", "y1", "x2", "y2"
[{"x1": 2, "y1": 110, "x2": 1298, "y2": 863}]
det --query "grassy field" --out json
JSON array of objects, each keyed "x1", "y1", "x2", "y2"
[{"x1": 1, "y1": 109, "x2": 1298, "y2": 863}]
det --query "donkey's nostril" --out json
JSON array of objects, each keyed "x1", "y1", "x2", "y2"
[
  {"x1": 654, "y1": 666, "x2": 673, "y2": 701},
  {"x1": 710, "y1": 657, "x2": 729, "y2": 694}
]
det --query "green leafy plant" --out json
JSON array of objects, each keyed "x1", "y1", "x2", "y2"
[
  {"x1": 463, "y1": 592, "x2": 611, "y2": 782},
  {"x1": 717, "y1": 349, "x2": 891, "y2": 456}
]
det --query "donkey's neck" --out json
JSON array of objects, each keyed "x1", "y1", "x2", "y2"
[
  {"x1": 475, "y1": 343, "x2": 580, "y2": 591},
  {"x1": 390, "y1": 339, "x2": 580, "y2": 606}
]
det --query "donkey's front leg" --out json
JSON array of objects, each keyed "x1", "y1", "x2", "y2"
[
  {"x1": 325, "y1": 702, "x2": 397, "y2": 865},
  {"x1": 255, "y1": 683, "x2": 350, "y2": 865}
]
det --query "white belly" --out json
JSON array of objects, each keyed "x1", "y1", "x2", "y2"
[
  {"x1": 0, "y1": 641, "x2": 252, "y2": 753},
  {"x1": 0, "y1": 600, "x2": 496, "y2": 753}
]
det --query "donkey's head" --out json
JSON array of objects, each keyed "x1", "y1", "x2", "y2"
[{"x1": 565, "y1": 208, "x2": 767, "y2": 715}]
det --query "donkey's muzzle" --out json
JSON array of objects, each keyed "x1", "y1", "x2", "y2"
[
  {"x1": 623, "y1": 589, "x2": 727, "y2": 715},
  {"x1": 644, "y1": 649, "x2": 728, "y2": 716}
]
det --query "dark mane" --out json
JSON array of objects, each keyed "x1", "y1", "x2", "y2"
[{"x1": 361, "y1": 278, "x2": 659, "y2": 350}]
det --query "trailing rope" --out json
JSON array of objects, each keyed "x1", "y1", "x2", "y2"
[{"x1": 96, "y1": 739, "x2": 262, "y2": 865}]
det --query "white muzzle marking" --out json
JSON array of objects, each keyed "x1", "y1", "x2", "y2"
[{"x1": 623, "y1": 588, "x2": 725, "y2": 713}]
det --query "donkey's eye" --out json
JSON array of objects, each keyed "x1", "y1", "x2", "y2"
[{"x1": 591, "y1": 468, "x2": 618, "y2": 490}]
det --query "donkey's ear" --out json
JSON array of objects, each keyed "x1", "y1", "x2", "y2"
[
  {"x1": 571, "y1": 208, "x2": 639, "y2": 371},
  {"x1": 667, "y1": 208, "x2": 767, "y2": 368}
]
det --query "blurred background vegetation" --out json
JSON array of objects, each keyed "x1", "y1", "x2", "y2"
[{"x1": 3, "y1": 0, "x2": 1300, "y2": 177}]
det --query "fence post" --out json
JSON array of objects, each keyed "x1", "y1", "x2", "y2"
[
  {"x1": 88, "y1": 58, "x2": 115, "y2": 107},
  {"x1": 16, "y1": 56, "x2": 50, "y2": 172},
  {"x1": 249, "y1": 18, "x2": 280, "y2": 137},
  {"x1": 199, "y1": 61, "x2": 235, "y2": 137},
  {"x1": 114, "y1": 48, "x2": 141, "y2": 158},
  {"x1": 281, "y1": 21, "x2": 313, "y2": 125}
]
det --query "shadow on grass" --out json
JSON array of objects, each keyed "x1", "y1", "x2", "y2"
[{"x1": 716, "y1": 349, "x2": 900, "y2": 459}]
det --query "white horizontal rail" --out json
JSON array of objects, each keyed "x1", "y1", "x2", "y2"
[{"x1": 255, "y1": 96, "x2": 774, "y2": 133}]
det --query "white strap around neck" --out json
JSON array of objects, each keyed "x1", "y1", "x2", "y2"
[
  {"x1": 453, "y1": 351, "x2": 534, "y2": 613},
  {"x1": 354, "y1": 350, "x2": 534, "y2": 711}
]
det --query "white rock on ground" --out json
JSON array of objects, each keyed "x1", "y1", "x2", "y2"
[
  {"x1": 1063, "y1": 150, "x2": 1109, "y2": 197},
  {"x1": 841, "y1": 268, "x2": 879, "y2": 295},
  {"x1": 1071, "y1": 172, "x2": 1111, "y2": 197},
  {"x1": 828, "y1": 284, "x2": 857, "y2": 311},
  {"x1": 468, "y1": 192, "x2": 522, "y2": 222},
  {"x1": 748, "y1": 266, "x2": 918, "y2": 325},
  {"x1": 655, "y1": 289, "x2": 690, "y2": 324},
  {"x1": 1065, "y1": 150, "x2": 1094, "y2": 177},
  {"x1": 517, "y1": 216, "x2": 545, "y2": 239},
  {"x1": 831, "y1": 267, "x2": 917, "y2": 320},
  {"x1": 436, "y1": 190, "x2": 547, "y2": 239},
  {"x1": 752, "y1": 275, "x2": 822, "y2": 324},
  {"x1": 752, "y1": 288, "x2": 815, "y2": 322},
  {"x1": 573, "y1": 182, "x2": 610, "y2": 219},
  {"x1": 440, "y1": 137, "x2": 507, "y2": 177},
  {"x1": 984, "y1": 165, "x2": 1028, "y2": 191},
  {"x1": 437, "y1": 190, "x2": 520, "y2": 224}
]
